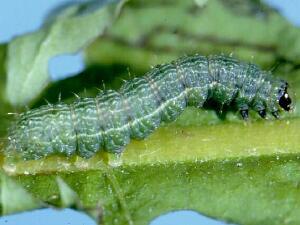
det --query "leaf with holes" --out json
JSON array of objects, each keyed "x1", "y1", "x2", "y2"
[{"x1": 5, "y1": 0, "x2": 125, "y2": 107}]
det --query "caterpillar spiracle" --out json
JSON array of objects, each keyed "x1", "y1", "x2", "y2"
[{"x1": 6, "y1": 54, "x2": 292, "y2": 159}]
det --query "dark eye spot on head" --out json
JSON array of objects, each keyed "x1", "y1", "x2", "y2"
[{"x1": 279, "y1": 91, "x2": 292, "y2": 111}]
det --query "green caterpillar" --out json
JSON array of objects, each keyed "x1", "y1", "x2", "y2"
[{"x1": 7, "y1": 54, "x2": 292, "y2": 159}]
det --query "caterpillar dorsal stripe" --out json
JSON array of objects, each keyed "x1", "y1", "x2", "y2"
[{"x1": 6, "y1": 54, "x2": 292, "y2": 159}]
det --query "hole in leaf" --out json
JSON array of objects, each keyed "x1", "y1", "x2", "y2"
[
  {"x1": 49, "y1": 52, "x2": 85, "y2": 81},
  {"x1": 150, "y1": 210, "x2": 233, "y2": 225}
]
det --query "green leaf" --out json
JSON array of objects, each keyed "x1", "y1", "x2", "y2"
[
  {"x1": 0, "y1": 44, "x2": 6, "y2": 80},
  {"x1": 85, "y1": 0, "x2": 300, "y2": 68},
  {"x1": 0, "y1": 45, "x2": 14, "y2": 136},
  {"x1": 0, "y1": 171, "x2": 42, "y2": 215},
  {"x1": 5, "y1": 0, "x2": 123, "y2": 107},
  {"x1": 2, "y1": 118, "x2": 300, "y2": 225}
]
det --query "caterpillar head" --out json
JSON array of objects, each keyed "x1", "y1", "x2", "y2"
[{"x1": 278, "y1": 81, "x2": 292, "y2": 111}]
